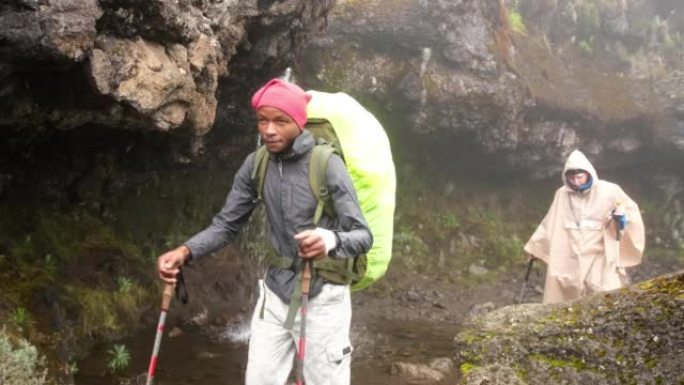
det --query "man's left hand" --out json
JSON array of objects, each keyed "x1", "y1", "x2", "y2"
[{"x1": 294, "y1": 228, "x2": 336, "y2": 260}]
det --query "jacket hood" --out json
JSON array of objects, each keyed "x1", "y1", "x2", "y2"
[{"x1": 562, "y1": 150, "x2": 598, "y2": 190}]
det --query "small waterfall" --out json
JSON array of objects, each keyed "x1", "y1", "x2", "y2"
[
  {"x1": 420, "y1": 47, "x2": 432, "y2": 77},
  {"x1": 415, "y1": 47, "x2": 433, "y2": 132},
  {"x1": 217, "y1": 316, "x2": 251, "y2": 344},
  {"x1": 419, "y1": 47, "x2": 432, "y2": 114},
  {"x1": 282, "y1": 66, "x2": 293, "y2": 82}
]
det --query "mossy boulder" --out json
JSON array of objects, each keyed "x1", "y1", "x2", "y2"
[{"x1": 454, "y1": 271, "x2": 684, "y2": 385}]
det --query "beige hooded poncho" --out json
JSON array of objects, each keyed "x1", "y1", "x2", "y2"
[{"x1": 524, "y1": 150, "x2": 645, "y2": 303}]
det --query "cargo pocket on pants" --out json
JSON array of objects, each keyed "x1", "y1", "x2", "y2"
[{"x1": 326, "y1": 341, "x2": 353, "y2": 365}]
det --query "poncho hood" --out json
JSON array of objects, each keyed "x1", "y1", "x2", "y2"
[{"x1": 562, "y1": 150, "x2": 598, "y2": 191}]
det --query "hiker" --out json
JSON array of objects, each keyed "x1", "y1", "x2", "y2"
[
  {"x1": 524, "y1": 149, "x2": 645, "y2": 304},
  {"x1": 156, "y1": 78, "x2": 372, "y2": 385}
]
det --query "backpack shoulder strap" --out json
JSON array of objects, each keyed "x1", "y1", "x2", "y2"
[
  {"x1": 251, "y1": 146, "x2": 270, "y2": 203},
  {"x1": 309, "y1": 143, "x2": 338, "y2": 224}
]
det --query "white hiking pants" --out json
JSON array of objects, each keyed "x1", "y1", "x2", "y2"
[{"x1": 245, "y1": 279, "x2": 353, "y2": 385}]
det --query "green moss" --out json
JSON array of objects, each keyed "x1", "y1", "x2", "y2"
[
  {"x1": 459, "y1": 329, "x2": 485, "y2": 345},
  {"x1": 530, "y1": 353, "x2": 588, "y2": 370},
  {"x1": 0, "y1": 205, "x2": 151, "y2": 323},
  {"x1": 65, "y1": 282, "x2": 147, "y2": 339},
  {"x1": 508, "y1": 11, "x2": 526, "y2": 35},
  {"x1": 515, "y1": 364, "x2": 528, "y2": 380},
  {"x1": 637, "y1": 275, "x2": 684, "y2": 295},
  {"x1": 460, "y1": 362, "x2": 478, "y2": 375}
]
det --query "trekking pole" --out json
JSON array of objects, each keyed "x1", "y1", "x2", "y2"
[
  {"x1": 295, "y1": 260, "x2": 313, "y2": 385},
  {"x1": 615, "y1": 216, "x2": 621, "y2": 256},
  {"x1": 614, "y1": 209, "x2": 629, "y2": 284},
  {"x1": 516, "y1": 257, "x2": 535, "y2": 304},
  {"x1": 145, "y1": 283, "x2": 174, "y2": 385}
]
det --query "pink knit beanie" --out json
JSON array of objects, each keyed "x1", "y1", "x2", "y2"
[{"x1": 251, "y1": 78, "x2": 311, "y2": 129}]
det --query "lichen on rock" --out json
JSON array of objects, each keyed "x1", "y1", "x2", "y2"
[{"x1": 454, "y1": 271, "x2": 684, "y2": 385}]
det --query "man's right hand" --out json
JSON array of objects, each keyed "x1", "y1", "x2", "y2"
[{"x1": 157, "y1": 245, "x2": 191, "y2": 284}]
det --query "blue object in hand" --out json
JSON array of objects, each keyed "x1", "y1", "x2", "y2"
[{"x1": 613, "y1": 214, "x2": 627, "y2": 231}]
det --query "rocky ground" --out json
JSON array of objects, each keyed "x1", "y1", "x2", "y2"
[{"x1": 347, "y1": 253, "x2": 681, "y2": 384}]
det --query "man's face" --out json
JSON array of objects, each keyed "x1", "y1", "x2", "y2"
[
  {"x1": 257, "y1": 106, "x2": 301, "y2": 154},
  {"x1": 565, "y1": 170, "x2": 589, "y2": 189}
]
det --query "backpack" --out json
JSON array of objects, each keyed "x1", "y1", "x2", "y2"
[{"x1": 251, "y1": 90, "x2": 396, "y2": 291}]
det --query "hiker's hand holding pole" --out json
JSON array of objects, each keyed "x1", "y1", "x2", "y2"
[
  {"x1": 157, "y1": 245, "x2": 191, "y2": 284},
  {"x1": 294, "y1": 228, "x2": 336, "y2": 260},
  {"x1": 612, "y1": 202, "x2": 627, "y2": 239}
]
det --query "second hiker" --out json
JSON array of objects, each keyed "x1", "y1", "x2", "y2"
[{"x1": 524, "y1": 149, "x2": 645, "y2": 304}]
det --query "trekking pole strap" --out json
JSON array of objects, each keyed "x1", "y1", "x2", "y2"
[{"x1": 175, "y1": 267, "x2": 189, "y2": 305}]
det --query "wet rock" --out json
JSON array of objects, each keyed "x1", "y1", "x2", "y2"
[
  {"x1": 390, "y1": 361, "x2": 445, "y2": 383},
  {"x1": 429, "y1": 356, "x2": 454, "y2": 373},
  {"x1": 168, "y1": 326, "x2": 183, "y2": 338},
  {"x1": 0, "y1": 0, "x2": 336, "y2": 134},
  {"x1": 350, "y1": 324, "x2": 391, "y2": 360},
  {"x1": 117, "y1": 372, "x2": 146, "y2": 385},
  {"x1": 467, "y1": 302, "x2": 496, "y2": 318},
  {"x1": 460, "y1": 364, "x2": 526, "y2": 385},
  {"x1": 0, "y1": 0, "x2": 103, "y2": 62},
  {"x1": 198, "y1": 351, "x2": 219, "y2": 359},
  {"x1": 468, "y1": 263, "x2": 489, "y2": 276},
  {"x1": 300, "y1": 0, "x2": 684, "y2": 175},
  {"x1": 188, "y1": 307, "x2": 209, "y2": 326},
  {"x1": 405, "y1": 289, "x2": 422, "y2": 302},
  {"x1": 454, "y1": 272, "x2": 684, "y2": 385}
]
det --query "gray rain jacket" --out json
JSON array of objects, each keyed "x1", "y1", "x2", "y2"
[{"x1": 184, "y1": 130, "x2": 373, "y2": 303}]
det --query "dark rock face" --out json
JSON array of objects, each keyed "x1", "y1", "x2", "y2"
[
  {"x1": 0, "y1": 0, "x2": 335, "y2": 135},
  {"x1": 0, "y1": 0, "x2": 102, "y2": 63},
  {"x1": 297, "y1": 0, "x2": 684, "y2": 177},
  {"x1": 454, "y1": 272, "x2": 684, "y2": 385}
]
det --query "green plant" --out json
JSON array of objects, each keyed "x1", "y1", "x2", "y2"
[
  {"x1": 8, "y1": 307, "x2": 32, "y2": 330},
  {"x1": 117, "y1": 276, "x2": 133, "y2": 294},
  {"x1": 0, "y1": 328, "x2": 47, "y2": 385},
  {"x1": 68, "y1": 361, "x2": 79, "y2": 375},
  {"x1": 435, "y1": 212, "x2": 460, "y2": 230},
  {"x1": 484, "y1": 233, "x2": 524, "y2": 266},
  {"x1": 578, "y1": 39, "x2": 593, "y2": 54},
  {"x1": 508, "y1": 10, "x2": 526, "y2": 35},
  {"x1": 393, "y1": 228, "x2": 427, "y2": 255},
  {"x1": 43, "y1": 254, "x2": 57, "y2": 276},
  {"x1": 465, "y1": 207, "x2": 499, "y2": 235},
  {"x1": 107, "y1": 344, "x2": 130, "y2": 373}
]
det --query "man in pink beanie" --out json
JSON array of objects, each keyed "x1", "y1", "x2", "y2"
[
  {"x1": 157, "y1": 77, "x2": 372, "y2": 385},
  {"x1": 251, "y1": 78, "x2": 311, "y2": 130}
]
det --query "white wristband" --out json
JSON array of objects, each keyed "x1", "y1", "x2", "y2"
[{"x1": 313, "y1": 227, "x2": 337, "y2": 255}]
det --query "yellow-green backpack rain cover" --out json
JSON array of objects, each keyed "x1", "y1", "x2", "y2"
[{"x1": 306, "y1": 90, "x2": 396, "y2": 291}]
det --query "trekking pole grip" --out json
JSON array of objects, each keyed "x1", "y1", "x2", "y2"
[
  {"x1": 161, "y1": 283, "x2": 174, "y2": 311},
  {"x1": 301, "y1": 260, "x2": 312, "y2": 295}
]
